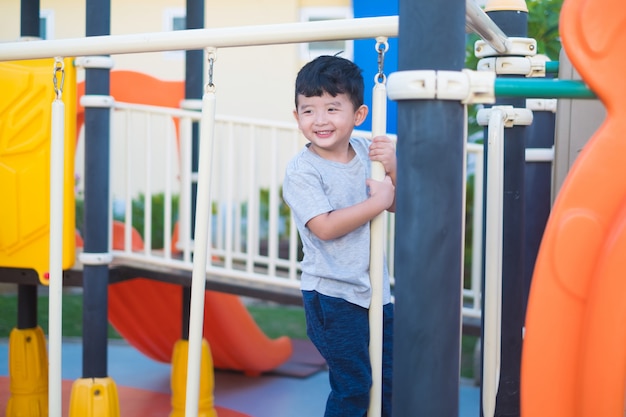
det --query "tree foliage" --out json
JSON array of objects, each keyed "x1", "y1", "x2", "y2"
[
  {"x1": 527, "y1": 0, "x2": 564, "y2": 60},
  {"x1": 466, "y1": 0, "x2": 564, "y2": 70}
]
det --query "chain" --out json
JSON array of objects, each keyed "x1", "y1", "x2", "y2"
[
  {"x1": 53, "y1": 57, "x2": 65, "y2": 100},
  {"x1": 375, "y1": 37, "x2": 389, "y2": 85},
  {"x1": 205, "y1": 48, "x2": 217, "y2": 93}
]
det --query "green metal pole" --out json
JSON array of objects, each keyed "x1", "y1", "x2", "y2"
[
  {"x1": 495, "y1": 78, "x2": 596, "y2": 99},
  {"x1": 545, "y1": 60, "x2": 559, "y2": 74}
]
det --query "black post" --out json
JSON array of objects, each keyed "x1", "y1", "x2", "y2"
[
  {"x1": 523, "y1": 107, "x2": 554, "y2": 312},
  {"x1": 480, "y1": 5, "x2": 528, "y2": 417},
  {"x1": 186, "y1": 0, "x2": 204, "y2": 237},
  {"x1": 182, "y1": 0, "x2": 204, "y2": 340},
  {"x1": 20, "y1": 0, "x2": 40, "y2": 38},
  {"x1": 182, "y1": 286, "x2": 191, "y2": 340},
  {"x1": 16, "y1": 0, "x2": 41, "y2": 331},
  {"x1": 393, "y1": 0, "x2": 466, "y2": 415},
  {"x1": 82, "y1": 0, "x2": 111, "y2": 378}
]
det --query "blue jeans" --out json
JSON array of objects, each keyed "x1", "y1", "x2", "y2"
[{"x1": 302, "y1": 290, "x2": 393, "y2": 417}]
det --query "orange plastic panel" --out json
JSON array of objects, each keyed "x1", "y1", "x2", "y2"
[
  {"x1": 521, "y1": 0, "x2": 626, "y2": 415},
  {"x1": 0, "y1": 58, "x2": 77, "y2": 283}
]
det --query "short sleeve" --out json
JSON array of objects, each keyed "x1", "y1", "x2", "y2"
[{"x1": 283, "y1": 158, "x2": 333, "y2": 228}]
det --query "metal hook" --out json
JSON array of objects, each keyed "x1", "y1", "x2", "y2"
[
  {"x1": 53, "y1": 57, "x2": 65, "y2": 100},
  {"x1": 375, "y1": 37, "x2": 389, "y2": 85},
  {"x1": 205, "y1": 47, "x2": 217, "y2": 93}
]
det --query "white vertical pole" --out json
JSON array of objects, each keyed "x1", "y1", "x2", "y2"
[
  {"x1": 482, "y1": 107, "x2": 505, "y2": 417},
  {"x1": 185, "y1": 57, "x2": 217, "y2": 417},
  {"x1": 368, "y1": 43, "x2": 388, "y2": 416},
  {"x1": 164, "y1": 118, "x2": 173, "y2": 258},
  {"x1": 144, "y1": 114, "x2": 153, "y2": 254},
  {"x1": 48, "y1": 63, "x2": 66, "y2": 417},
  {"x1": 471, "y1": 144, "x2": 484, "y2": 312},
  {"x1": 124, "y1": 110, "x2": 133, "y2": 251},
  {"x1": 179, "y1": 117, "x2": 193, "y2": 262}
]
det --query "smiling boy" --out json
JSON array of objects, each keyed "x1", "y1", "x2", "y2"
[{"x1": 282, "y1": 55, "x2": 396, "y2": 417}]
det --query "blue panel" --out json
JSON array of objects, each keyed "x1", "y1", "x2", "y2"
[{"x1": 353, "y1": 0, "x2": 398, "y2": 134}]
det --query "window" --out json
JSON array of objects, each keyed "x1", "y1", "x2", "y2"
[
  {"x1": 163, "y1": 8, "x2": 186, "y2": 60},
  {"x1": 39, "y1": 10, "x2": 54, "y2": 40},
  {"x1": 299, "y1": 7, "x2": 353, "y2": 61}
]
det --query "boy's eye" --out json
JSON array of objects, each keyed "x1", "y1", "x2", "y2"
[{"x1": 328, "y1": 108, "x2": 337, "y2": 112}]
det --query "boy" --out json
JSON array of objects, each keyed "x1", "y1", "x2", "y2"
[{"x1": 282, "y1": 55, "x2": 396, "y2": 417}]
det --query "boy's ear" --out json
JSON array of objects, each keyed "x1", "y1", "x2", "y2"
[
  {"x1": 293, "y1": 109, "x2": 300, "y2": 122},
  {"x1": 354, "y1": 104, "x2": 369, "y2": 127}
]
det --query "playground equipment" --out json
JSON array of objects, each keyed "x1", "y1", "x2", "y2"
[
  {"x1": 0, "y1": 0, "x2": 619, "y2": 416},
  {"x1": 0, "y1": 57, "x2": 77, "y2": 416},
  {"x1": 76, "y1": 71, "x2": 294, "y2": 373},
  {"x1": 0, "y1": 16, "x2": 401, "y2": 417},
  {"x1": 522, "y1": 0, "x2": 626, "y2": 416}
]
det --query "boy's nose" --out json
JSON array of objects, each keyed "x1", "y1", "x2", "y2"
[{"x1": 314, "y1": 113, "x2": 327, "y2": 124}]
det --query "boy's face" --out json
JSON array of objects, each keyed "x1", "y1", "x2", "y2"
[{"x1": 294, "y1": 92, "x2": 368, "y2": 156}]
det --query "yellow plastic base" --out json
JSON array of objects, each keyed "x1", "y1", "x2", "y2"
[
  {"x1": 170, "y1": 339, "x2": 218, "y2": 417},
  {"x1": 6, "y1": 326, "x2": 48, "y2": 417},
  {"x1": 68, "y1": 377, "x2": 120, "y2": 417}
]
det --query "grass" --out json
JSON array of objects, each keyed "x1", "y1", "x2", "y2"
[
  {"x1": 247, "y1": 303, "x2": 308, "y2": 340},
  {"x1": 0, "y1": 292, "x2": 122, "y2": 340},
  {"x1": 0, "y1": 292, "x2": 478, "y2": 380}
]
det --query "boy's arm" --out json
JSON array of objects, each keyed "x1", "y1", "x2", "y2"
[{"x1": 306, "y1": 175, "x2": 394, "y2": 241}]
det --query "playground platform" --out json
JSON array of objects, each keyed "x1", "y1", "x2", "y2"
[{"x1": 0, "y1": 337, "x2": 480, "y2": 417}]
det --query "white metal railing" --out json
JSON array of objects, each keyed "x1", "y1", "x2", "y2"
[{"x1": 103, "y1": 101, "x2": 486, "y2": 318}]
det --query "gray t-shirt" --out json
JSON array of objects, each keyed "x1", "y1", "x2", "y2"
[{"x1": 283, "y1": 136, "x2": 391, "y2": 309}]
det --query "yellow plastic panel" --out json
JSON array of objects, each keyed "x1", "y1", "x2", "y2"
[{"x1": 0, "y1": 58, "x2": 77, "y2": 284}]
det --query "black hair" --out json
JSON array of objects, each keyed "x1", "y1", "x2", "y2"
[{"x1": 294, "y1": 55, "x2": 364, "y2": 111}]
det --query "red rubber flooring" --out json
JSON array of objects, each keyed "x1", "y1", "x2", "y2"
[{"x1": 0, "y1": 377, "x2": 250, "y2": 417}]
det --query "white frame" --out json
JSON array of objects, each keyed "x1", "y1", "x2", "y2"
[
  {"x1": 163, "y1": 7, "x2": 186, "y2": 60},
  {"x1": 299, "y1": 7, "x2": 354, "y2": 61},
  {"x1": 40, "y1": 9, "x2": 54, "y2": 40}
]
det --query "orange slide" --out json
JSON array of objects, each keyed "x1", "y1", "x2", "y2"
[
  {"x1": 105, "y1": 221, "x2": 293, "y2": 374},
  {"x1": 521, "y1": 0, "x2": 626, "y2": 415},
  {"x1": 77, "y1": 73, "x2": 292, "y2": 374},
  {"x1": 108, "y1": 280, "x2": 293, "y2": 374}
]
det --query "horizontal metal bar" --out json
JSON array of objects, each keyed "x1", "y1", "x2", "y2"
[
  {"x1": 526, "y1": 147, "x2": 554, "y2": 162},
  {"x1": 0, "y1": 16, "x2": 398, "y2": 61},
  {"x1": 1, "y1": 6, "x2": 513, "y2": 64},
  {"x1": 495, "y1": 78, "x2": 596, "y2": 99}
]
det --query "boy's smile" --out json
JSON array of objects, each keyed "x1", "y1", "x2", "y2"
[{"x1": 294, "y1": 92, "x2": 368, "y2": 162}]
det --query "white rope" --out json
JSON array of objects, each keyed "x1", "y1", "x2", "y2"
[
  {"x1": 48, "y1": 57, "x2": 66, "y2": 417},
  {"x1": 368, "y1": 37, "x2": 388, "y2": 417},
  {"x1": 185, "y1": 48, "x2": 217, "y2": 417}
]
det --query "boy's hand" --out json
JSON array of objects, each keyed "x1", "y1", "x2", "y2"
[
  {"x1": 366, "y1": 175, "x2": 395, "y2": 211},
  {"x1": 369, "y1": 136, "x2": 397, "y2": 181}
]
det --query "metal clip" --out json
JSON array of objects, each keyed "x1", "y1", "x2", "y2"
[
  {"x1": 53, "y1": 57, "x2": 65, "y2": 100},
  {"x1": 205, "y1": 47, "x2": 217, "y2": 93},
  {"x1": 374, "y1": 37, "x2": 388, "y2": 85}
]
